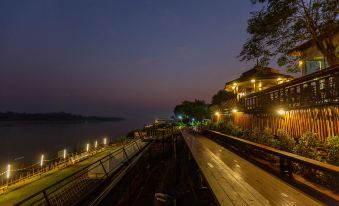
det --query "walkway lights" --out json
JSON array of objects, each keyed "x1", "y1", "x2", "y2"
[
  {"x1": 86, "y1": 143, "x2": 89, "y2": 152},
  {"x1": 6, "y1": 164, "x2": 10, "y2": 179},
  {"x1": 40, "y1": 155, "x2": 44, "y2": 167}
]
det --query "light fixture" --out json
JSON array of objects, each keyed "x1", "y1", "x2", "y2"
[
  {"x1": 40, "y1": 155, "x2": 44, "y2": 167},
  {"x1": 298, "y1": 60, "x2": 303, "y2": 67},
  {"x1": 86, "y1": 143, "x2": 89, "y2": 152},
  {"x1": 63, "y1": 149, "x2": 67, "y2": 159},
  {"x1": 103, "y1": 138, "x2": 107, "y2": 145},
  {"x1": 6, "y1": 164, "x2": 10, "y2": 179},
  {"x1": 215, "y1": 112, "x2": 220, "y2": 116},
  {"x1": 277, "y1": 109, "x2": 285, "y2": 116},
  {"x1": 95, "y1": 141, "x2": 98, "y2": 148},
  {"x1": 233, "y1": 83, "x2": 237, "y2": 86},
  {"x1": 232, "y1": 109, "x2": 238, "y2": 113},
  {"x1": 251, "y1": 79, "x2": 256, "y2": 83}
]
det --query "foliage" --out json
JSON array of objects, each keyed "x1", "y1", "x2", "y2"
[
  {"x1": 326, "y1": 136, "x2": 339, "y2": 166},
  {"x1": 174, "y1": 100, "x2": 209, "y2": 122},
  {"x1": 262, "y1": 128, "x2": 281, "y2": 148},
  {"x1": 276, "y1": 129, "x2": 296, "y2": 152},
  {"x1": 294, "y1": 132, "x2": 320, "y2": 159},
  {"x1": 211, "y1": 90, "x2": 236, "y2": 106},
  {"x1": 239, "y1": 0, "x2": 339, "y2": 72}
]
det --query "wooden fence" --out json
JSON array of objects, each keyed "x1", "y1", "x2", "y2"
[{"x1": 233, "y1": 106, "x2": 339, "y2": 141}]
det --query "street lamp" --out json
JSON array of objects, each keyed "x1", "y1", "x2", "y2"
[
  {"x1": 103, "y1": 138, "x2": 107, "y2": 145},
  {"x1": 95, "y1": 140, "x2": 98, "y2": 148},
  {"x1": 86, "y1": 143, "x2": 89, "y2": 152},
  {"x1": 63, "y1": 149, "x2": 67, "y2": 159}
]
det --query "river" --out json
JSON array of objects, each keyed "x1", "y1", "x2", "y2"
[{"x1": 0, "y1": 118, "x2": 148, "y2": 169}]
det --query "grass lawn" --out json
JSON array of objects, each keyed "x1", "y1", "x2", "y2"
[{"x1": 0, "y1": 145, "x2": 121, "y2": 206}]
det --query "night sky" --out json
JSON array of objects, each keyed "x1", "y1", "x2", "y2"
[{"x1": 1, "y1": 1, "x2": 260, "y2": 121}]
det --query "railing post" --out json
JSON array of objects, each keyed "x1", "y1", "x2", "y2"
[
  {"x1": 99, "y1": 160, "x2": 109, "y2": 177},
  {"x1": 123, "y1": 147, "x2": 129, "y2": 160},
  {"x1": 43, "y1": 190, "x2": 52, "y2": 206}
]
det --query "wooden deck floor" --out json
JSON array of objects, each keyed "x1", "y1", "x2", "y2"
[{"x1": 182, "y1": 131, "x2": 325, "y2": 206}]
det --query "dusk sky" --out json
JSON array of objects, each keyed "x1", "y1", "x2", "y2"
[{"x1": 0, "y1": 1, "x2": 276, "y2": 120}]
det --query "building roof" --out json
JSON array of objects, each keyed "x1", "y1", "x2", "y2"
[{"x1": 225, "y1": 66, "x2": 293, "y2": 86}]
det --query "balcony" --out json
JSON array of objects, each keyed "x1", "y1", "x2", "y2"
[{"x1": 241, "y1": 65, "x2": 339, "y2": 113}]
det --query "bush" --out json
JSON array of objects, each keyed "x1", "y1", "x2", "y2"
[
  {"x1": 276, "y1": 129, "x2": 295, "y2": 152},
  {"x1": 294, "y1": 132, "x2": 320, "y2": 160},
  {"x1": 326, "y1": 136, "x2": 339, "y2": 166},
  {"x1": 249, "y1": 127, "x2": 261, "y2": 142}
]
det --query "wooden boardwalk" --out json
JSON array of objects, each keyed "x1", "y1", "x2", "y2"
[{"x1": 182, "y1": 131, "x2": 325, "y2": 206}]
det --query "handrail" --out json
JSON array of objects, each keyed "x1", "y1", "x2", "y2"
[
  {"x1": 241, "y1": 64, "x2": 339, "y2": 112},
  {"x1": 205, "y1": 130, "x2": 339, "y2": 175},
  {"x1": 246, "y1": 64, "x2": 339, "y2": 99},
  {"x1": 14, "y1": 139, "x2": 147, "y2": 206}
]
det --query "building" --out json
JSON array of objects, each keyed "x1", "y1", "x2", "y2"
[
  {"x1": 225, "y1": 66, "x2": 294, "y2": 100},
  {"x1": 288, "y1": 32, "x2": 339, "y2": 76}
]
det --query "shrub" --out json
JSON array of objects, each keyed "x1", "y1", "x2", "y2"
[
  {"x1": 326, "y1": 136, "x2": 339, "y2": 166},
  {"x1": 276, "y1": 129, "x2": 295, "y2": 152},
  {"x1": 249, "y1": 127, "x2": 261, "y2": 142},
  {"x1": 294, "y1": 132, "x2": 320, "y2": 160}
]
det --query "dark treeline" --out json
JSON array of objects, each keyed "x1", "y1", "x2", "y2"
[{"x1": 0, "y1": 112, "x2": 123, "y2": 122}]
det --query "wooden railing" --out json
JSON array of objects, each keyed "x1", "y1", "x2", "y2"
[
  {"x1": 242, "y1": 65, "x2": 339, "y2": 113},
  {"x1": 205, "y1": 130, "x2": 339, "y2": 176}
]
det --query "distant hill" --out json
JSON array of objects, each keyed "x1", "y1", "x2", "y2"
[{"x1": 0, "y1": 112, "x2": 124, "y2": 122}]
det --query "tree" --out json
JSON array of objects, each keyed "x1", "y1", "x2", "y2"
[
  {"x1": 239, "y1": 0, "x2": 338, "y2": 72},
  {"x1": 211, "y1": 90, "x2": 236, "y2": 106},
  {"x1": 173, "y1": 100, "x2": 209, "y2": 121}
]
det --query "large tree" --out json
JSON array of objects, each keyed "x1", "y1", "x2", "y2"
[
  {"x1": 211, "y1": 90, "x2": 236, "y2": 106},
  {"x1": 174, "y1": 100, "x2": 209, "y2": 121},
  {"x1": 239, "y1": 0, "x2": 338, "y2": 72}
]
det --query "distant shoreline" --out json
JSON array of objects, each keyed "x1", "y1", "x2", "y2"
[
  {"x1": 0, "y1": 112, "x2": 124, "y2": 126},
  {"x1": 0, "y1": 119, "x2": 125, "y2": 127}
]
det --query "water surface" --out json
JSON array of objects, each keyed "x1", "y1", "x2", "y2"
[{"x1": 0, "y1": 118, "x2": 147, "y2": 168}]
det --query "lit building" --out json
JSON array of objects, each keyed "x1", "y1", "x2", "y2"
[
  {"x1": 225, "y1": 66, "x2": 294, "y2": 99},
  {"x1": 288, "y1": 32, "x2": 339, "y2": 76}
]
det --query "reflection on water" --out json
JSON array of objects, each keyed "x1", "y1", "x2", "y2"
[{"x1": 0, "y1": 119, "x2": 147, "y2": 167}]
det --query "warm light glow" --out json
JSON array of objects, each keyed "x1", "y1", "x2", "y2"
[
  {"x1": 231, "y1": 86, "x2": 236, "y2": 90},
  {"x1": 298, "y1": 60, "x2": 303, "y2": 67},
  {"x1": 233, "y1": 83, "x2": 237, "y2": 86},
  {"x1": 277, "y1": 109, "x2": 286, "y2": 116},
  {"x1": 40, "y1": 155, "x2": 44, "y2": 167},
  {"x1": 277, "y1": 77, "x2": 281, "y2": 81},
  {"x1": 251, "y1": 79, "x2": 256, "y2": 83},
  {"x1": 63, "y1": 149, "x2": 66, "y2": 159},
  {"x1": 86, "y1": 143, "x2": 89, "y2": 152},
  {"x1": 6, "y1": 164, "x2": 10, "y2": 179},
  {"x1": 232, "y1": 109, "x2": 238, "y2": 113},
  {"x1": 95, "y1": 141, "x2": 98, "y2": 148},
  {"x1": 215, "y1": 112, "x2": 220, "y2": 116},
  {"x1": 178, "y1": 115, "x2": 183, "y2": 120},
  {"x1": 103, "y1": 138, "x2": 107, "y2": 145}
]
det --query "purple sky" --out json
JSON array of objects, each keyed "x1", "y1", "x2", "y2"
[{"x1": 0, "y1": 1, "x2": 278, "y2": 120}]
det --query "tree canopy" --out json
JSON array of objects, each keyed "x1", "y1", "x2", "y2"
[
  {"x1": 239, "y1": 0, "x2": 338, "y2": 72},
  {"x1": 211, "y1": 90, "x2": 236, "y2": 106},
  {"x1": 173, "y1": 100, "x2": 209, "y2": 121}
]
